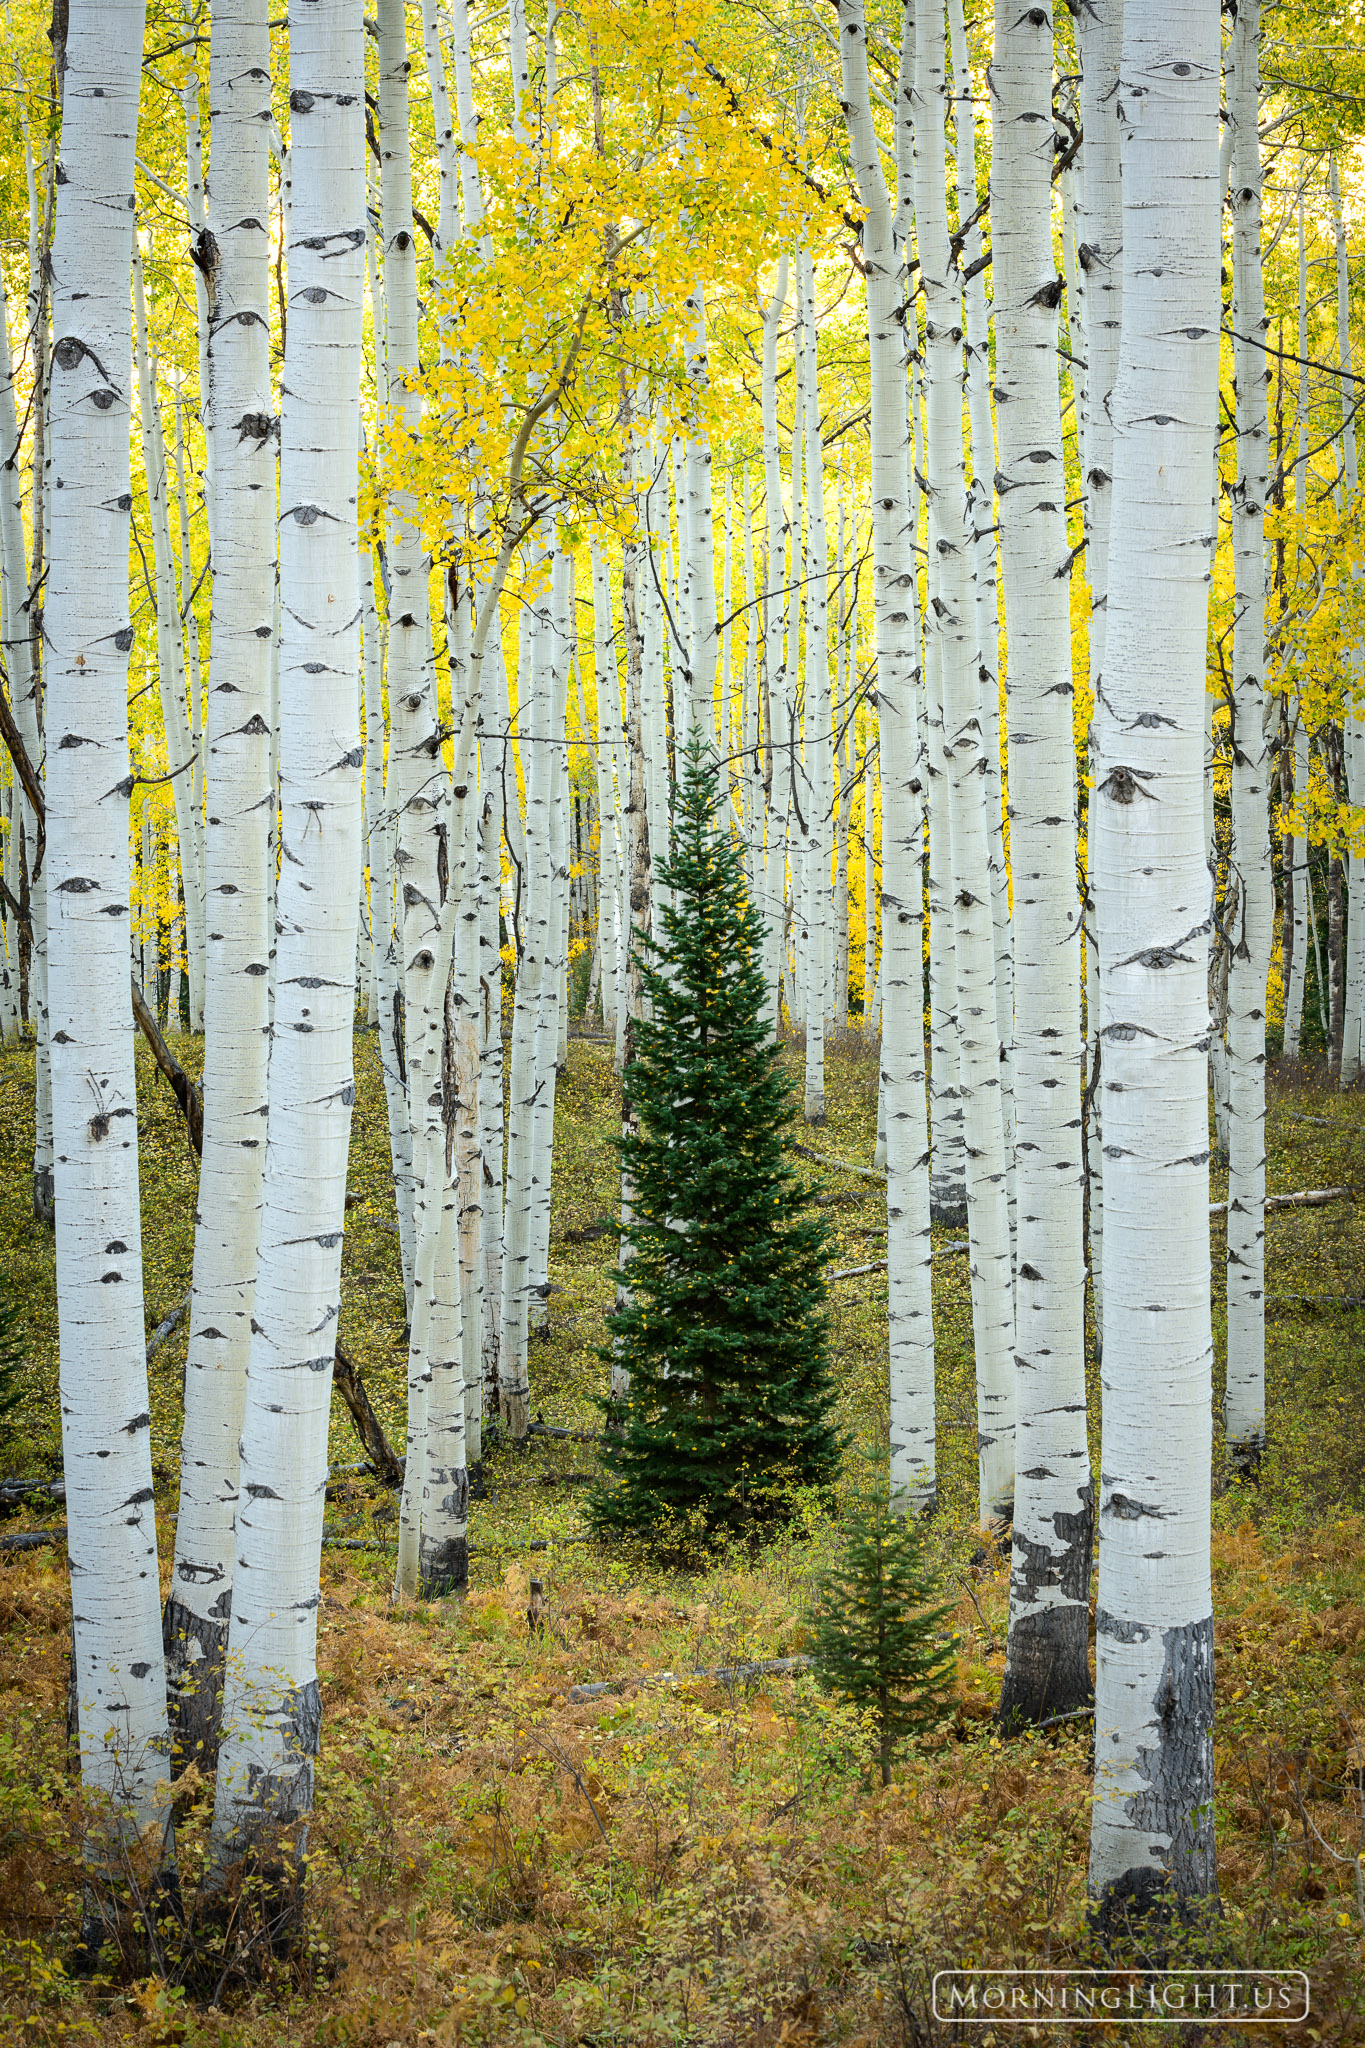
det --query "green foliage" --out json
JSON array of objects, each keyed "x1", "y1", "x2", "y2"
[
  {"x1": 588, "y1": 730, "x2": 841, "y2": 1544},
  {"x1": 809, "y1": 1475, "x2": 958, "y2": 1786}
]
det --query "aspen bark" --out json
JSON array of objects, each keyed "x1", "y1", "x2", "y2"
[
  {"x1": 46, "y1": 0, "x2": 172, "y2": 1848},
  {"x1": 380, "y1": 0, "x2": 455, "y2": 1598},
  {"x1": 837, "y1": 0, "x2": 935, "y2": 1508},
  {"x1": 1076, "y1": 0, "x2": 1124, "y2": 1349},
  {"x1": 915, "y1": 0, "x2": 1014, "y2": 1526},
  {"x1": 212, "y1": 0, "x2": 365, "y2": 1859},
  {"x1": 166, "y1": 0, "x2": 276, "y2": 1766},
  {"x1": 759, "y1": 261, "x2": 789, "y2": 1034},
  {"x1": 1329, "y1": 160, "x2": 1363, "y2": 1086},
  {"x1": 1088, "y1": 0, "x2": 1220, "y2": 1919},
  {"x1": 992, "y1": 0, "x2": 1090, "y2": 1728},
  {"x1": 1282, "y1": 207, "x2": 1309, "y2": 1061},
  {"x1": 799, "y1": 250, "x2": 830, "y2": 1124},
  {"x1": 1223, "y1": 0, "x2": 1272, "y2": 1470},
  {"x1": 133, "y1": 261, "x2": 206, "y2": 1037}
]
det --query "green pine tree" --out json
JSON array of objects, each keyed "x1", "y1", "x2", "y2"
[
  {"x1": 809, "y1": 1480, "x2": 958, "y2": 1786},
  {"x1": 588, "y1": 727, "x2": 841, "y2": 1544}
]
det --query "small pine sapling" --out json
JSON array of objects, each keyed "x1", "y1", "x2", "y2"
[{"x1": 809, "y1": 1481, "x2": 958, "y2": 1785}]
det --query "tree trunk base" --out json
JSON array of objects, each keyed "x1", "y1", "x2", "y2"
[
  {"x1": 419, "y1": 1531, "x2": 469, "y2": 1599},
  {"x1": 163, "y1": 1594, "x2": 229, "y2": 1774},
  {"x1": 1225, "y1": 1430, "x2": 1264, "y2": 1480},
  {"x1": 998, "y1": 1598, "x2": 1092, "y2": 1735}
]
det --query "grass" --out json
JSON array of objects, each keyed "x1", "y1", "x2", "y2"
[{"x1": 0, "y1": 1026, "x2": 1362, "y2": 2044}]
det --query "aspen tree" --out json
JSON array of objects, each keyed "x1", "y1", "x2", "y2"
[
  {"x1": 1223, "y1": 0, "x2": 1272, "y2": 1471},
  {"x1": 211, "y1": 0, "x2": 365, "y2": 1859},
  {"x1": 1282, "y1": 203, "x2": 1310, "y2": 1061},
  {"x1": 46, "y1": 0, "x2": 172, "y2": 1847},
  {"x1": 948, "y1": 0, "x2": 1013, "y2": 1228},
  {"x1": 0, "y1": 269, "x2": 42, "y2": 1066},
  {"x1": 683, "y1": 288, "x2": 719, "y2": 742},
  {"x1": 526, "y1": 549, "x2": 572, "y2": 1333},
  {"x1": 381, "y1": 0, "x2": 455, "y2": 1599},
  {"x1": 132, "y1": 259, "x2": 206, "y2": 1033},
  {"x1": 800, "y1": 249, "x2": 830, "y2": 1125},
  {"x1": 1328, "y1": 160, "x2": 1363, "y2": 1086},
  {"x1": 166, "y1": 0, "x2": 277, "y2": 1763},
  {"x1": 915, "y1": 0, "x2": 1014, "y2": 1527},
  {"x1": 837, "y1": 0, "x2": 936, "y2": 1509},
  {"x1": 759, "y1": 260, "x2": 789, "y2": 1033},
  {"x1": 1075, "y1": 0, "x2": 1124, "y2": 1346},
  {"x1": 992, "y1": 0, "x2": 1090, "y2": 1727},
  {"x1": 498, "y1": 561, "x2": 550, "y2": 1440},
  {"x1": 1088, "y1": 0, "x2": 1221, "y2": 1919}
]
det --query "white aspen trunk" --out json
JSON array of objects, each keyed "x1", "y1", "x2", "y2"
[
  {"x1": 915, "y1": 0, "x2": 1015, "y2": 1527},
  {"x1": 1076, "y1": 0, "x2": 1124, "y2": 1363},
  {"x1": 721, "y1": 470, "x2": 733, "y2": 758},
  {"x1": 0, "y1": 772, "x2": 18, "y2": 1042},
  {"x1": 832, "y1": 474, "x2": 851, "y2": 1034},
  {"x1": 477, "y1": 758, "x2": 504, "y2": 1452},
  {"x1": 47, "y1": 0, "x2": 171, "y2": 1848},
  {"x1": 784, "y1": 332, "x2": 805, "y2": 1034},
  {"x1": 1283, "y1": 203, "x2": 1309, "y2": 1062},
  {"x1": 611, "y1": 495, "x2": 652, "y2": 1407},
  {"x1": 210, "y1": 0, "x2": 365, "y2": 1858},
  {"x1": 381, "y1": 0, "x2": 453, "y2": 1599},
  {"x1": 991, "y1": 0, "x2": 1090, "y2": 1728},
  {"x1": 741, "y1": 475, "x2": 767, "y2": 924},
  {"x1": 1329, "y1": 160, "x2": 1363, "y2": 1086},
  {"x1": 362, "y1": 532, "x2": 383, "y2": 1030},
  {"x1": 683, "y1": 288, "x2": 718, "y2": 743},
  {"x1": 1088, "y1": 0, "x2": 1220, "y2": 1918},
  {"x1": 419, "y1": 1065, "x2": 467, "y2": 1592},
  {"x1": 182, "y1": 72, "x2": 215, "y2": 545},
  {"x1": 0, "y1": 265, "x2": 41, "y2": 1062},
  {"x1": 949, "y1": 0, "x2": 1014, "y2": 1244},
  {"x1": 838, "y1": 0, "x2": 935, "y2": 1508},
  {"x1": 141, "y1": 807, "x2": 157, "y2": 1000},
  {"x1": 642, "y1": 469, "x2": 672, "y2": 886},
  {"x1": 166, "y1": 0, "x2": 276, "y2": 1765},
  {"x1": 863, "y1": 735, "x2": 878, "y2": 1019},
  {"x1": 420, "y1": 0, "x2": 458, "y2": 255},
  {"x1": 420, "y1": 773, "x2": 476, "y2": 1594},
  {"x1": 133, "y1": 261, "x2": 206, "y2": 1038},
  {"x1": 917, "y1": 355, "x2": 967, "y2": 1226},
  {"x1": 759, "y1": 261, "x2": 789, "y2": 1033},
  {"x1": 366, "y1": 549, "x2": 416, "y2": 1311},
  {"x1": 590, "y1": 542, "x2": 624, "y2": 1054},
  {"x1": 1223, "y1": 0, "x2": 1272, "y2": 1471},
  {"x1": 172, "y1": 385, "x2": 207, "y2": 1036},
  {"x1": 527, "y1": 548, "x2": 571, "y2": 1334},
  {"x1": 19, "y1": 136, "x2": 54, "y2": 1218},
  {"x1": 497, "y1": 557, "x2": 549, "y2": 1439},
  {"x1": 800, "y1": 250, "x2": 830, "y2": 1123}
]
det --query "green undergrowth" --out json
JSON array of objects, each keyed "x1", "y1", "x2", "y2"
[{"x1": 0, "y1": 1031, "x2": 1362, "y2": 2043}]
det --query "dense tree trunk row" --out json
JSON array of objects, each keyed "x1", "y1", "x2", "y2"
[{"x1": 1, "y1": 0, "x2": 1360, "y2": 1929}]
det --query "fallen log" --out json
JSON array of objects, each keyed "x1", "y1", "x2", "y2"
[
  {"x1": 1209, "y1": 1185, "x2": 1353, "y2": 1219},
  {"x1": 793, "y1": 1143, "x2": 885, "y2": 1183}
]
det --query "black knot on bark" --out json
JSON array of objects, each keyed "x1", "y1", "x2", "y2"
[{"x1": 1028, "y1": 274, "x2": 1065, "y2": 311}]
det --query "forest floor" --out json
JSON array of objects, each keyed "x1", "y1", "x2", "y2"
[{"x1": 0, "y1": 1030, "x2": 1362, "y2": 2045}]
